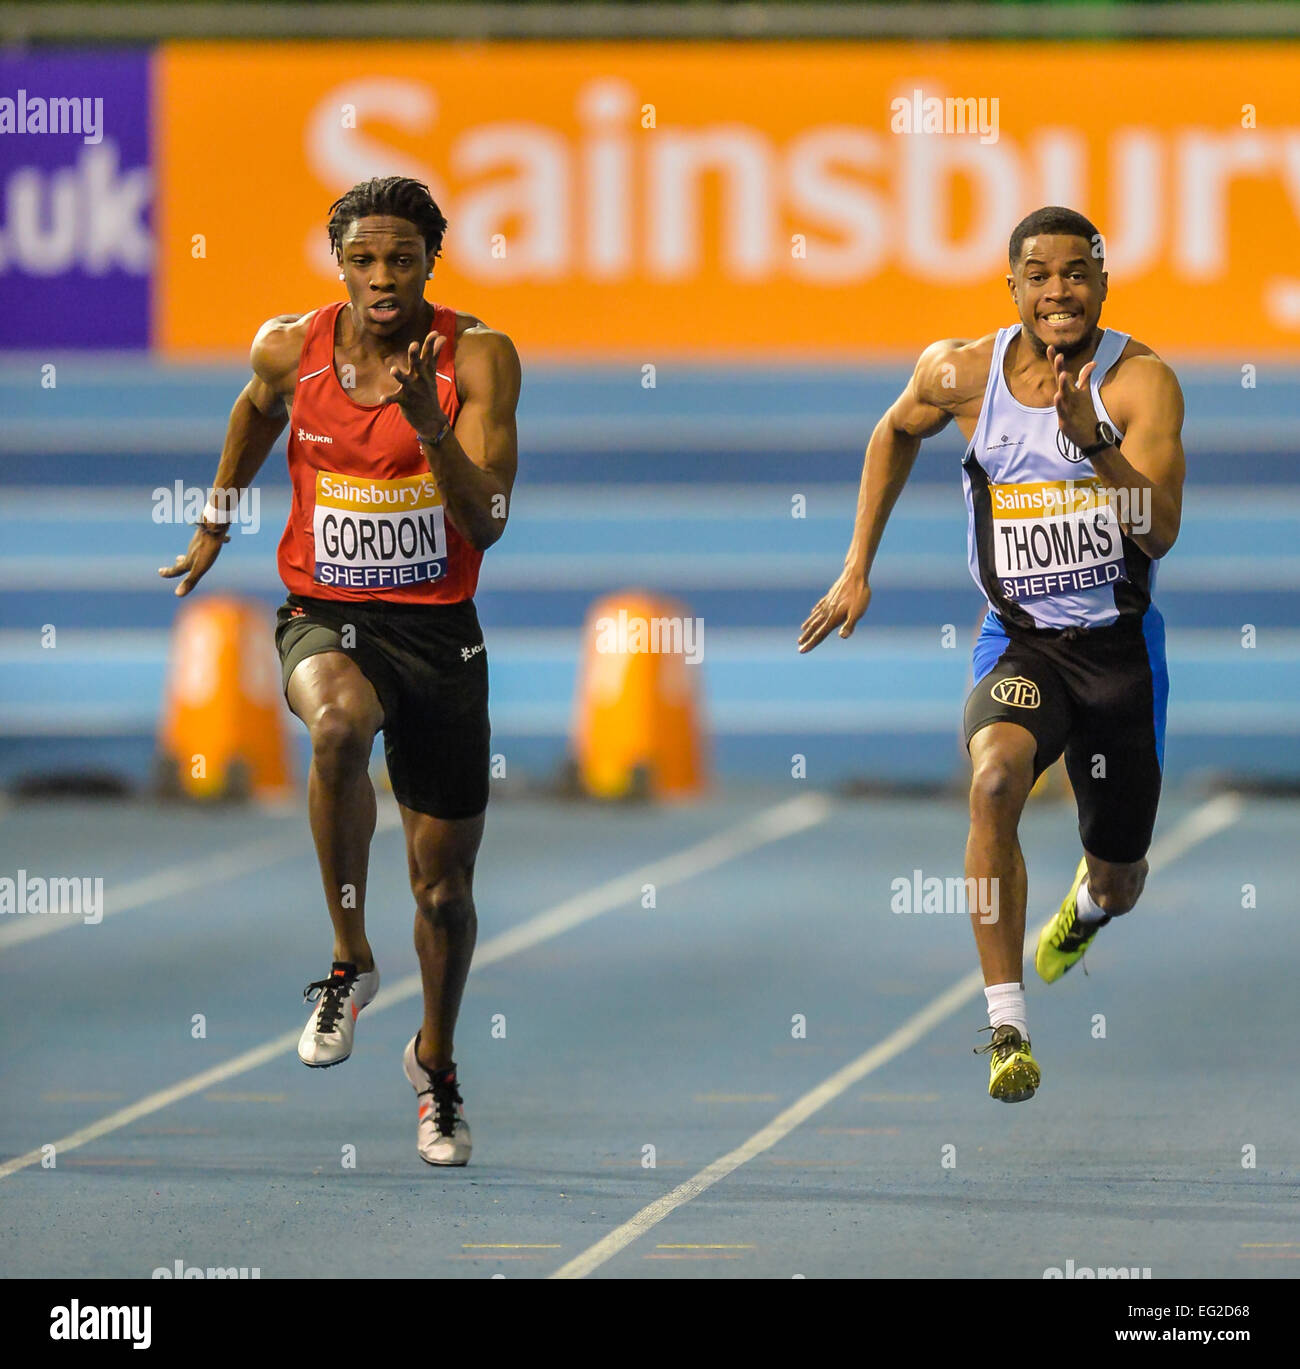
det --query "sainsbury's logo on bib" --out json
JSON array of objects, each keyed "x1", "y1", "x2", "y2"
[
  {"x1": 312, "y1": 471, "x2": 447, "y2": 589},
  {"x1": 990, "y1": 478, "x2": 1125, "y2": 601}
]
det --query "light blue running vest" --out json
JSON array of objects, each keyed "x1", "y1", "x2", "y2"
[{"x1": 961, "y1": 324, "x2": 1157, "y2": 631}]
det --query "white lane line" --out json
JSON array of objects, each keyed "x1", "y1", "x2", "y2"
[
  {"x1": 549, "y1": 969, "x2": 985, "y2": 1281},
  {"x1": 0, "y1": 1032, "x2": 306, "y2": 1182},
  {"x1": 0, "y1": 802, "x2": 402, "y2": 951},
  {"x1": 548, "y1": 793, "x2": 1244, "y2": 1279},
  {"x1": 1144, "y1": 791, "x2": 1243, "y2": 869},
  {"x1": 0, "y1": 834, "x2": 290, "y2": 951},
  {"x1": 0, "y1": 794, "x2": 832, "y2": 1181},
  {"x1": 467, "y1": 793, "x2": 831, "y2": 971}
]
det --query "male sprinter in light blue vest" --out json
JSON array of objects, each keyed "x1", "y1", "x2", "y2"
[{"x1": 799, "y1": 206, "x2": 1184, "y2": 1102}]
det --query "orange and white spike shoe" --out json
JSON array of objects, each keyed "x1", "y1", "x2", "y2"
[
  {"x1": 403, "y1": 1035, "x2": 472, "y2": 1166},
  {"x1": 297, "y1": 961, "x2": 380, "y2": 1067}
]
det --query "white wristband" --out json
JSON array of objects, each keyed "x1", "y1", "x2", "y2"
[{"x1": 202, "y1": 495, "x2": 233, "y2": 525}]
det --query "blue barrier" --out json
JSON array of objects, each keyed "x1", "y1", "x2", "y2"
[{"x1": 2, "y1": 362, "x2": 1297, "y2": 788}]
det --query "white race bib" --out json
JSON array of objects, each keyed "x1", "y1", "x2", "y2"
[
  {"x1": 312, "y1": 471, "x2": 447, "y2": 590},
  {"x1": 990, "y1": 479, "x2": 1125, "y2": 601}
]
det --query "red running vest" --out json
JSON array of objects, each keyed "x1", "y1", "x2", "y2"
[{"x1": 276, "y1": 300, "x2": 483, "y2": 604}]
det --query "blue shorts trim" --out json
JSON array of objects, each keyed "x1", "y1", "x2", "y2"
[
  {"x1": 971, "y1": 609, "x2": 1011, "y2": 685},
  {"x1": 1141, "y1": 605, "x2": 1169, "y2": 770}
]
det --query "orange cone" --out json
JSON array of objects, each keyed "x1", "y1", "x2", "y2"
[
  {"x1": 572, "y1": 590, "x2": 708, "y2": 800},
  {"x1": 157, "y1": 595, "x2": 293, "y2": 801}
]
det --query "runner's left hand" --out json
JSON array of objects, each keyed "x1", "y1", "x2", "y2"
[
  {"x1": 380, "y1": 331, "x2": 448, "y2": 436},
  {"x1": 1048, "y1": 344, "x2": 1099, "y2": 450}
]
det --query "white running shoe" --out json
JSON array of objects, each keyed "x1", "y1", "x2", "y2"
[
  {"x1": 403, "y1": 1035, "x2": 472, "y2": 1166},
  {"x1": 297, "y1": 961, "x2": 380, "y2": 1067}
]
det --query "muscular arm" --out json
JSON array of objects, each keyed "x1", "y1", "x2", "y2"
[
  {"x1": 1091, "y1": 356, "x2": 1185, "y2": 560},
  {"x1": 842, "y1": 340, "x2": 964, "y2": 578},
  {"x1": 158, "y1": 315, "x2": 299, "y2": 595},
  {"x1": 420, "y1": 327, "x2": 521, "y2": 552},
  {"x1": 799, "y1": 339, "x2": 976, "y2": 652},
  {"x1": 209, "y1": 316, "x2": 300, "y2": 503},
  {"x1": 209, "y1": 379, "x2": 289, "y2": 506}
]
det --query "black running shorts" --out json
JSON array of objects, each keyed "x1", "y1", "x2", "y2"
[
  {"x1": 274, "y1": 593, "x2": 490, "y2": 820},
  {"x1": 963, "y1": 607, "x2": 1169, "y2": 865}
]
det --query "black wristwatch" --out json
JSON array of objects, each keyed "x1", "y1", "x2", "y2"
[{"x1": 1078, "y1": 421, "x2": 1119, "y2": 459}]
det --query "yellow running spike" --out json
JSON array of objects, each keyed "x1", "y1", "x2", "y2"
[
  {"x1": 974, "y1": 1024, "x2": 1041, "y2": 1103},
  {"x1": 1036, "y1": 857, "x2": 1108, "y2": 984}
]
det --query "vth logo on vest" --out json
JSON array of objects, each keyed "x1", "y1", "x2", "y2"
[
  {"x1": 991, "y1": 676, "x2": 1041, "y2": 709},
  {"x1": 297, "y1": 428, "x2": 333, "y2": 444}
]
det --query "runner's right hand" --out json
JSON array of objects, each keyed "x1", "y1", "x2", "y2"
[
  {"x1": 798, "y1": 571, "x2": 872, "y2": 653},
  {"x1": 158, "y1": 527, "x2": 225, "y2": 598}
]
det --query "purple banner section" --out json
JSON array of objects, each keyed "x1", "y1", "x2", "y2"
[{"x1": 0, "y1": 51, "x2": 152, "y2": 349}]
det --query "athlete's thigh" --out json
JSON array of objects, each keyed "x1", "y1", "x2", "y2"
[
  {"x1": 964, "y1": 626, "x2": 1071, "y2": 780},
  {"x1": 399, "y1": 804, "x2": 486, "y2": 892},
  {"x1": 1063, "y1": 698, "x2": 1162, "y2": 865},
  {"x1": 378, "y1": 603, "x2": 490, "y2": 821},
  {"x1": 275, "y1": 600, "x2": 385, "y2": 732},
  {"x1": 1061, "y1": 622, "x2": 1164, "y2": 865},
  {"x1": 968, "y1": 718, "x2": 1039, "y2": 780},
  {"x1": 286, "y1": 649, "x2": 384, "y2": 734}
]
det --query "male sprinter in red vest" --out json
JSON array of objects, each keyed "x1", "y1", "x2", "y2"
[
  {"x1": 160, "y1": 176, "x2": 521, "y2": 1164},
  {"x1": 799, "y1": 206, "x2": 1183, "y2": 1103}
]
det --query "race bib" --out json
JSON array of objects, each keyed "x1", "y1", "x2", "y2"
[
  {"x1": 312, "y1": 471, "x2": 447, "y2": 589},
  {"x1": 990, "y1": 479, "x2": 1125, "y2": 600}
]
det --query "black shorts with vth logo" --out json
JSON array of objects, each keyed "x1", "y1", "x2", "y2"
[
  {"x1": 963, "y1": 607, "x2": 1169, "y2": 864},
  {"x1": 274, "y1": 592, "x2": 490, "y2": 820}
]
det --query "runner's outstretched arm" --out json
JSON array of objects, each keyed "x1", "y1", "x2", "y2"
[
  {"x1": 798, "y1": 339, "x2": 962, "y2": 652},
  {"x1": 157, "y1": 317, "x2": 297, "y2": 596}
]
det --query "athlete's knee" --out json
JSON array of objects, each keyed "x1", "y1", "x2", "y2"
[
  {"x1": 412, "y1": 872, "x2": 475, "y2": 932},
  {"x1": 969, "y1": 752, "x2": 1034, "y2": 823},
  {"x1": 306, "y1": 703, "x2": 373, "y2": 780},
  {"x1": 1088, "y1": 858, "x2": 1147, "y2": 916}
]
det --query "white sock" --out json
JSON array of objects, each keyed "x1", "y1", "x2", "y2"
[
  {"x1": 984, "y1": 982, "x2": 1028, "y2": 1038},
  {"x1": 1075, "y1": 880, "x2": 1108, "y2": 926}
]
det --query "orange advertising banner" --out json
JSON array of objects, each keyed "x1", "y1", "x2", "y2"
[{"x1": 155, "y1": 42, "x2": 1300, "y2": 360}]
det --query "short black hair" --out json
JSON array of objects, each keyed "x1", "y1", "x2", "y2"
[
  {"x1": 1009, "y1": 206, "x2": 1102, "y2": 269},
  {"x1": 328, "y1": 176, "x2": 448, "y2": 261}
]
